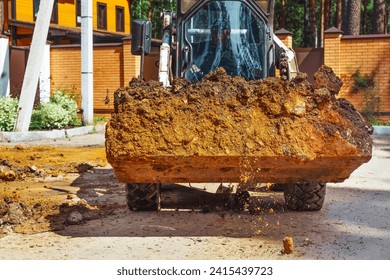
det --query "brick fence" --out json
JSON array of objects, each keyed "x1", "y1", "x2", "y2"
[
  {"x1": 324, "y1": 29, "x2": 390, "y2": 122},
  {"x1": 279, "y1": 28, "x2": 390, "y2": 122},
  {"x1": 49, "y1": 38, "x2": 139, "y2": 115}
]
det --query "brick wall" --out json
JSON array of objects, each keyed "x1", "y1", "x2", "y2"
[
  {"x1": 324, "y1": 29, "x2": 390, "y2": 122},
  {"x1": 50, "y1": 45, "x2": 81, "y2": 101},
  {"x1": 277, "y1": 29, "x2": 390, "y2": 122},
  {"x1": 50, "y1": 40, "x2": 140, "y2": 114}
]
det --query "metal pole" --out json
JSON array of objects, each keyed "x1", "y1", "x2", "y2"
[
  {"x1": 14, "y1": 0, "x2": 54, "y2": 132},
  {"x1": 81, "y1": 0, "x2": 94, "y2": 125},
  {"x1": 140, "y1": 22, "x2": 145, "y2": 80}
]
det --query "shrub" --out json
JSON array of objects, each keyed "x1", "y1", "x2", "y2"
[
  {"x1": 0, "y1": 96, "x2": 18, "y2": 132},
  {"x1": 51, "y1": 90, "x2": 78, "y2": 120},
  {"x1": 30, "y1": 103, "x2": 71, "y2": 130},
  {"x1": 352, "y1": 70, "x2": 381, "y2": 120},
  {"x1": 0, "y1": 92, "x2": 79, "y2": 131},
  {"x1": 30, "y1": 91, "x2": 79, "y2": 130},
  {"x1": 352, "y1": 70, "x2": 375, "y2": 92}
]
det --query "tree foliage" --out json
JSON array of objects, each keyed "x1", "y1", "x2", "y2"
[{"x1": 274, "y1": 0, "x2": 389, "y2": 46}]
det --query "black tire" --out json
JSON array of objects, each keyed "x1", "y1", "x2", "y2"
[
  {"x1": 126, "y1": 183, "x2": 161, "y2": 211},
  {"x1": 283, "y1": 182, "x2": 326, "y2": 211}
]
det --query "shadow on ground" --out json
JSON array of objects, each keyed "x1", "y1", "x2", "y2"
[{"x1": 45, "y1": 167, "x2": 293, "y2": 238}]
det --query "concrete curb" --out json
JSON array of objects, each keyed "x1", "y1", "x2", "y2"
[
  {"x1": 0, "y1": 124, "x2": 106, "y2": 143},
  {"x1": 373, "y1": 126, "x2": 390, "y2": 136}
]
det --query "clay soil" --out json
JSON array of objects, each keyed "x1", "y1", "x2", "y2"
[
  {"x1": 0, "y1": 145, "x2": 108, "y2": 237},
  {"x1": 106, "y1": 66, "x2": 372, "y2": 184}
]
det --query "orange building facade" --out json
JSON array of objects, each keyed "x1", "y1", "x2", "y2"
[{"x1": 3, "y1": 0, "x2": 131, "y2": 45}]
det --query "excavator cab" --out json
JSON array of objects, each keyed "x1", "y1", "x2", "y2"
[
  {"x1": 132, "y1": 0, "x2": 297, "y2": 86},
  {"x1": 176, "y1": 0, "x2": 276, "y2": 82}
]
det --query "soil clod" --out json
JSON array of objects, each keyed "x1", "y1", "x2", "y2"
[{"x1": 283, "y1": 236, "x2": 294, "y2": 254}]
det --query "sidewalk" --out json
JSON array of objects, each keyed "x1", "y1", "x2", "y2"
[{"x1": 0, "y1": 124, "x2": 106, "y2": 147}]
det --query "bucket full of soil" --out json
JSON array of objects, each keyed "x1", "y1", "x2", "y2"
[{"x1": 105, "y1": 66, "x2": 372, "y2": 184}]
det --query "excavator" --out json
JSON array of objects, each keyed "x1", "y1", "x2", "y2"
[{"x1": 105, "y1": 0, "x2": 372, "y2": 212}]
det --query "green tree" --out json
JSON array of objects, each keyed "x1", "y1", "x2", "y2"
[
  {"x1": 372, "y1": 0, "x2": 387, "y2": 33},
  {"x1": 309, "y1": 0, "x2": 318, "y2": 47},
  {"x1": 336, "y1": 0, "x2": 342, "y2": 29},
  {"x1": 274, "y1": 0, "x2": 307, "y2": 46}
]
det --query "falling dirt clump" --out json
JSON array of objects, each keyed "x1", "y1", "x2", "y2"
[{"x1": 106, "y1": 66, "x2": 372, "y2": 184}]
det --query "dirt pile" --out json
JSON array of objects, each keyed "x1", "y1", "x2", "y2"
[
  {"x1": 0, "y1": 146, "x2": 107, "y2": 182},
  {"x1": 106, "y1": 66, "x2": 372, "y2": 184},
  {"x1": 0, "y1": 146, "x2": 108, "y2": 236}
]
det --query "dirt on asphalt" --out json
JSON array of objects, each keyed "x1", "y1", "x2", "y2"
[
  {"x1": 0, "y1": 145, "x2": 108, "y2": 237},
  {"x1": 1, "y1": 66, "x2": 373, "y2": 239},
  {"x1": 0, "y1": 67, "x2": 386, "y2": 260},
  {"x1": 0, "y1": 132, "x2": 389, "y2": 259},
  {"x1": 0, "y1": 141, "x2": 289, "y2": 245}
]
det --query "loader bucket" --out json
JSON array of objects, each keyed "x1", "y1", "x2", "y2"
[
  {"x1": 105, "y1": 67, "x2": 372, "y2": 185},
  {"x1": 107, "y1": 155, "x2": 371, "y2": 184}
]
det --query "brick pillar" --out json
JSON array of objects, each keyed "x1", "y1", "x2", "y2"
[
  {"x1": 122, "y1": 36, "x2": 140, "y2": 83},
  {"x1": 274, "y1": 28, "x2": 293, "y2": 48},
  {"x1": 324, "y1": 27, "x2": 342, "y2": 76}
]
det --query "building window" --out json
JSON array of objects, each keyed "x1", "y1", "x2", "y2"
[
  {"x1": 116, "y1": 6, "x2": 125, "y2": 32},
  {"x1": 97, "y1": 2, "x2": 107, "y2": 30},
  {"x1": 33, "y1": 0, "x2": 58, "y2": 24},
  {"x1": 76, "y1": 0, "x2": 81, "y2": 26}
]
